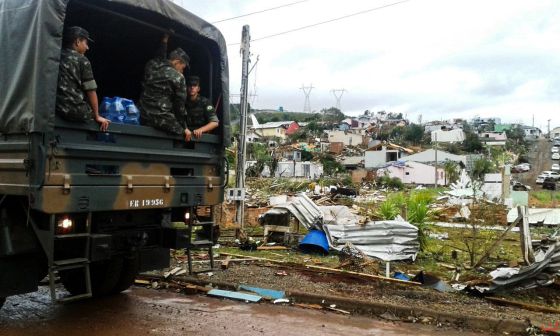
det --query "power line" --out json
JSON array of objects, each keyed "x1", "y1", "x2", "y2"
[
  {"x1": 212, "y1": 0, "x2": 309, "y2": 24},
  {"x1": 228, "y1": 0, "x2": 411, "y2": 45}
]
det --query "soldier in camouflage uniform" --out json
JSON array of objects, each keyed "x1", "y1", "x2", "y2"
[
  {"x1": 139, "y1": 33, "x2": 193, "y2": 141},
  {"x1": 185, "y1": 76, "x2": 219, "y2": 139},
  {"x1": 55, "y1": 26, "x2": 110, "y2": 131}
]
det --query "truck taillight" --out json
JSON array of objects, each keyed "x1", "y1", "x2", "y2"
[{"x1": 57, "y1": 216, "x2": 73, "y2": 234}]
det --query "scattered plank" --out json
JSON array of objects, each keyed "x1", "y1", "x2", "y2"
[
  {"x1": 219, "y1": 252, "x2": 420, "y2": 286},
  {"x1": 302, "y1": 264, "x2": 422, "y2": 286},
  {"x1": 486, "y1": 296, "x2": 560, "y2": 314},
  {"x1": 257, "y1": 246, "x2": 288, "y2": 251},
  {"x1": 221, "y1": 256, "x2": 232, "y2": 270},
  {"x1": 327, "y1": 306, "x2": 351, "y2": 314},
  {"x1": 134, "y1": 279, "x2": 151, "y2": 285},
  {"x1": 219, "y1": 252, "x2": 286, "y2": 264},
  {"x1": 294, "y1": 303, "x2": 323, "y2": 310}
]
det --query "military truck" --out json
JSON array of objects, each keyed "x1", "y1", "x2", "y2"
[{"x1": 0, "y1": 0, "x2": 230, "y2": 307}]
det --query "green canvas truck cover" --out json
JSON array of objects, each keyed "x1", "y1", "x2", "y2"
[{"x1": 0, "y1": 0, "x2": 231, "y2": 145}]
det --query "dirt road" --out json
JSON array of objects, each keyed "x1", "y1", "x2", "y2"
[
  {"x1": 514, "y1": 139, "x2": 552, "y2": 188},
  {"x1": 0, "y1": 286, "x2": 489, "y2": 336}
]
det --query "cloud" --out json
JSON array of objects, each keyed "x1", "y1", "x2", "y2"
[{"x1": 179, "y1": 0, "x2": 560, "y2": 128}]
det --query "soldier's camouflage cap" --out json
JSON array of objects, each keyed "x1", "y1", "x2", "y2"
[
  {"x1": 169, "y1": 48, "x2": 190, "y2": 67},
  {"x1": 187, "y1": 75, "x2": 200, "y2": 86},
  {"x1": 65, "y1": 26, "x2": 94, "y2": 43}
]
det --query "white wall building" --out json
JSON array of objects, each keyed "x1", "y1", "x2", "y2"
[
  {"x1": 431, "y1": 129, "x2": 465, "y2": 143},
  {"x1": 377, "y1": 161, "x2": 446, "y2": 186},
  {"x1": 325, "y1": 130, "x2": 365, "y2": 147}
]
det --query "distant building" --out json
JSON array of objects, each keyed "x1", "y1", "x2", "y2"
[
  {"x1": 325, "y1": 130, "x2": 367, "y2": 147},
  {"x1": 245, "y1": 160, "x2": 323, "y2": 178},
  {"x1": 479, "y1": 132, "x2": 507, "y2": 146},
  {"x1": 550, "y1": 127, "x2": 560, "y2": 139},
  {"x1": 522, "y1": 126, "x2": 542, "y2": 141},
  {"x1": 431, "y1": 129, "x2": 465, "y2": 143},
  {"x1": 401, "y1": 149, "x2": 467, "y2": 166},
  {"x1": 377, "y1": 161, "x2": 446, "y2": 186},
  {"x1": 341, "y1": 156, "x2": 364, "y2": 170},
  {"x1": 251, "y1": 121, "x2": 292, "y2": 139},
  {"x1": 364, "y1": 143, "x2": 413, "y2": 168}
]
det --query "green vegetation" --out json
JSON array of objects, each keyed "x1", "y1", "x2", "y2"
[
  {"x1": 374, "y1": 190, "x2": 435, "y2": 251},
  {"x1": 376, "y1": 173, "x2": 404, "y2": 190}
]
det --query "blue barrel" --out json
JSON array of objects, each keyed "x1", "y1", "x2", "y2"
[{"x1": 299, "y1": 230, "x2": 329, "y2": 255}]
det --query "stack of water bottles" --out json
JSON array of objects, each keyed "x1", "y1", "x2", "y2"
[{"x1": 99, "y1": 97, "x2": 140, "y2": 125}]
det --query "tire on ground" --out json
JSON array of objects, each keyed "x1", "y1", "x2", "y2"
[
  {"x1": 60, "y1": 257, "x2": 123, "y2": 297},
  {"x1": 111, "y1": 254, "x2": 139, "y2": 294}
]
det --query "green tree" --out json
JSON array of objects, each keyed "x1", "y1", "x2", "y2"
[
  {"x1": 321, "y1": 107, "x2": 345, "y2": 123},
  {"x1": 463, "y1": 131, "x2": 483, "y2": 153},
  {"x1": 403, "y1": 124, "x2": 424, "y2": 145},
  {"x1": 319, "y1": 154, "x2": 343, "y2": 175}
]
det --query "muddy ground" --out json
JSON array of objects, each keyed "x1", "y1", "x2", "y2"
[
  {"x1": 0, "y1": 286, "x2": 486, "y2": 336},
  {"x1": 168, "y1": 250, "x2": 560, "y2": 332}
]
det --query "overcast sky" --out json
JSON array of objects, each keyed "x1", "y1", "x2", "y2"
[{"x1": 175, "y1": 0, "x2": 560, "y2": 130}]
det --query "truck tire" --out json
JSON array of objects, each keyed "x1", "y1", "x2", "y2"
[
  {"x1": 111, "y1": 255, "x2": 139, "y2": 294},
  {"x1": 60, "y1": 258, "x2": 123, "y2": 297}
]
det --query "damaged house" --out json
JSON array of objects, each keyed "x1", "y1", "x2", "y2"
[
  {"x1": 377, "y1": 161, "x2": 446, "y2": 186},
  {"x1": 365, "y1": 143, "x2": 414, "y2": 169}
]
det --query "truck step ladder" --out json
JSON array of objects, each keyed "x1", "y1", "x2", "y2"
[
  {"x1": 185, "y1": 209, "x2": 215, "y2": 275},
  {"x1": 27, "y1": 209, "x2": 93, "y2": 303},
  {"x1": 47, "y1": 214, "x2": 93, "y2": 302}
]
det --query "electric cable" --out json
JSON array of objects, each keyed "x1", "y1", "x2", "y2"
[
  {"x1": 228, "y1": 0, "x2": 411, "y2": 45},
  {"x1": 212, "y1": 0, "x2": 309, "y2": 24}
]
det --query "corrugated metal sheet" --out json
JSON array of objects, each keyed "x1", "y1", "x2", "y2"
[
  {"x1": 507, "y1": 208, "x2": 560, "y2": 225},
  {"x1": 264, "y1": 193, "x2": 323, "y2": 230},
  {"x1": 491, "y1": 242, "x2": 560, "y2": 291},
  {"x1": 325, "y1": 220, "x2": 419, "y2": 261}
]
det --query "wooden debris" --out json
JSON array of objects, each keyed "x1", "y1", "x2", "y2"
[
  {"x1": 221, "y1": 256, "x2": 232, "y2": 270},
  {"x1": 257, "y1": 246, "x2": 288, "y2": 251},
  {"x1": 219, "y1": 252, "x2": 420, "y2": 286},
  {"x1": 134, "y1": 279, "x2": 151, "y2": 285},
  {"x1": 219, "y1": 252, "x2": 286, "y2": 264},
  {"x1": 486, "y1": 297, "x2": 560, "y2": 314},
  {"x1": 327, "y1": 306, "x2": 351, "y2": 314},
  {"x1": 294, "y1": 303, "x2": 323, "y2": 310}
]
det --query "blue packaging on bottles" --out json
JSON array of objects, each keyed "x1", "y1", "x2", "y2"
[{"x1": 99, "y1": 97, "x2": 140, "y2": 125}]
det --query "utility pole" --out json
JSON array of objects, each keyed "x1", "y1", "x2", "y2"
[
  {"x1": 235, "y1": 25, "x2": 250, "y2": 230},
  {"x1": 434, "y1": 132, "x2": 438, "y2": 188},
  {"x1": 300, "y1": 84, "x2": 314, "y2": 113},
  {"x1": 331, "y1": 89, "x2": 346, "y2": 111},
  {"x1": 548, "y1": 119, "x2": 551, "y2": 138}
]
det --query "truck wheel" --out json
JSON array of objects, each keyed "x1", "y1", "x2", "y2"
[
  {"x1": 60, "y1": 258, "x2": 123, "y2": 297},
  {"x1": 111, "y1": 255, "x2": 139, "y2": 294}
]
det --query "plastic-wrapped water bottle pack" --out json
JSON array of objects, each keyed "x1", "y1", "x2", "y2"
[{"x1": 100, "y1": 97, "x2": 140, "y2": 125}]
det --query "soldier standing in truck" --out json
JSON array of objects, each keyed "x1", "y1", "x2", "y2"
[
  {"x1": 185, "y1": 75, "x2": 219, "y2": 139},
  {"x1": 55, "y1": 26, "x2": 110, "y2": 131},
  {"x1": 138, "y1": 33, "x2": 193, "y2": 142}
]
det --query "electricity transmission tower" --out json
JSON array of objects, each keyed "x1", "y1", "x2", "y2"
[
  {"x1": 300, "y1": 84, "x2": 314, "y2": 113},
  {"x1": 331, "y1": 89, "x2": 346, "y2": 111}
]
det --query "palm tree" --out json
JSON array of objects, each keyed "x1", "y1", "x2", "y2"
[{"x1": 443, "y1": 160, "x2": 459, "y2": 186}]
